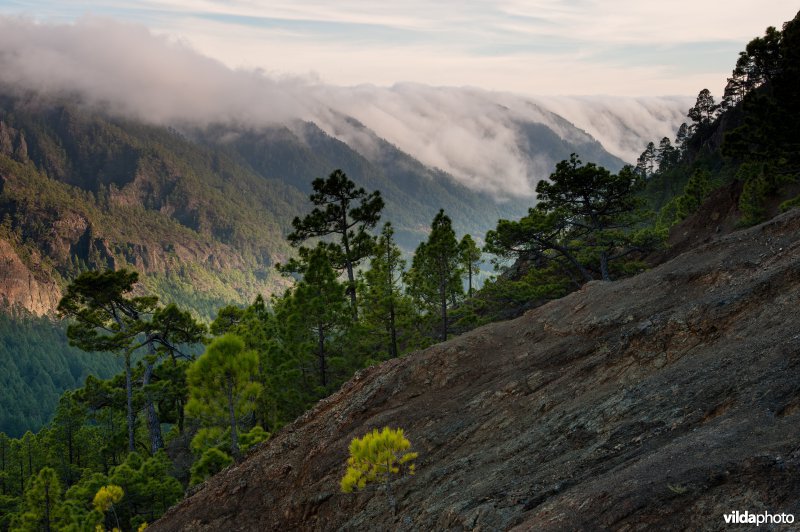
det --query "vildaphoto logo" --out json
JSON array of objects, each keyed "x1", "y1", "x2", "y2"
[{"x1": 723, "y1": 510, "x2": 795, "y2": 526}]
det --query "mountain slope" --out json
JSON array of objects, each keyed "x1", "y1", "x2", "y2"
[
  {"x1": 152, "y1": 208, "x2": 800, "y2": 531},
  {"x1": 0, "y1": 312, "x2": 121, "y2": 436},
  {"x1": 0, "y1": 96, "x2": 306, "y2": 316},
  {"x1": 200, "y1": 119, "x2": 533, "y2": 249}
]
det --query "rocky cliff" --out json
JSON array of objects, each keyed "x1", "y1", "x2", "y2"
[
  {"x1": 151, "y1": 209, "x2": 800, "y2": 530},
  {"x1": 0, "y1": 238, "x2": 61, "y2": 315}
]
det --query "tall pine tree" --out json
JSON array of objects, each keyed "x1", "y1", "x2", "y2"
[
  {"x1": 286, "y1": 169, "x2": 384, "y2": 318},
  {"x1": 406, "y1": 210, "x2": 463, "y2": 342}
]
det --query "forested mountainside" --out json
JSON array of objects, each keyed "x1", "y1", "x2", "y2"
[
  {"x1": 0, "y1": 312, "x2": 120, "y2": 437},
  {"x1": 0, "y1": 93, "x2": 565, "y2": 318}
]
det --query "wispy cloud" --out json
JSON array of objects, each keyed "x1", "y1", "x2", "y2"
[{"x1": 3, "y1": 1, "x2": 797, "y2": 95}]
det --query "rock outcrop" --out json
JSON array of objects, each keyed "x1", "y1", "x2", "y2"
[
  {"x1": 152, "y1": 209, "x2": 800, "y2": 531},
  {"x1": 0, "y1": 238, "x2": 61, "y2": 315}
]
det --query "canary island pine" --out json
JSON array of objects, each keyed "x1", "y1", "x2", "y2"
[
  {"x1": 340, "y1": 427, "x2": 418, "y2": 516},
  {"x1": 93, "y1": 484, "x2": 124, "y2": 531}
]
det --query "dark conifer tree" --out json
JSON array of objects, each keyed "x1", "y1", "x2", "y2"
[
  {"x1": 287, "y1": 169, "x2": 384, "y2": 318},
  {"x1": 406, "y1": 210, "x2": 463, "y2": 341}
]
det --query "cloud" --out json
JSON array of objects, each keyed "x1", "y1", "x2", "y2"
[
  {"x1": 310, "y1": 84, "x2": 691, "y2": 197},
  {"x1": 0, "y1": 16, "x2": 688, "y2": 198},
  {"x1": 533, "y1": 95, "x2": 692, "y2": 161},
  {"x1": 0, "y1": 16, "x2": 323, "y2": 125}
]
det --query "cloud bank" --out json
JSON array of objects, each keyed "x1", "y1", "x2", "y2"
[{"x1": 0, "y1": 16, "x2": 690, "y2": 198}]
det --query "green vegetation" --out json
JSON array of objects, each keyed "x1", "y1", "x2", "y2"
[
  {"x1": 481, "y1": 155, "x2": 660, "y2": 319},
  {"x1": 186, "y1": 334, "x2": 262, "y2": 460},
  {"x1": 340, "y1": 427, "x2": 418, "y2": 516},
  {"x1": 406, "y1": 210, "x2": 464, "y2": 341},
  {"x1": 58, "y1": 269, "x2": 206, "y2": 454},
  {"x1": 0, "y1": 92, "x2": 529, "y2": 438}
]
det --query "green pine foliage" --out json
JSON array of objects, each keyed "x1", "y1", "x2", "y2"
[
  {"x1": 643, "y1": 11, "x2": 800, "y2": 228},
  {"x1": 340, "y1": 427, "x2": 418, "y2": 515},
  {"x1": 286, "y1": 169, "x2": 384, "y2": 316},
  {"x1": 189, "y1": 447, "x2": 234, "y2": 487},
  {"x1": 458, "y1": 234, "x2": 482, "y2": 298},
  {"x1": 405, "y1": 210, "x2": 464, "y2": 342},
  {"x1": 1, "y1": 13, "x2": 799, "y2": 528},
  {"x1": 358, "y1": 223, "x2": 423, "y2": 361},
  {"x1": 9, "y1": 466, "x2": 70, "y2": 531},
  {"x1": 186, "y1": 334, "x2": 262, "y2": 459}
]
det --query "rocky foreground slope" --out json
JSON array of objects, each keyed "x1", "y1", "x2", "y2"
[{"x1": 152, "y1": 210, "x2": 800, "y2": 531}]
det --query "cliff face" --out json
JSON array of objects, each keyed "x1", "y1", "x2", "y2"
[
  {"x1": 0, "y1": 238, "x2": 61, "y2": 315},
  {"x1": 151, "y1": 209, "x2": 800, "y2": 531}
]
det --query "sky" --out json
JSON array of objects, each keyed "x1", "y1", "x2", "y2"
[{"x1": 1, "y1": 1, "x2": 798, "y2": 97}]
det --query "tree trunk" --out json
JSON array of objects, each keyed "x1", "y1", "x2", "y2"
[
  {"x1": 468, "y1": 266, "x2": 473, "y2": 298},
  {"x1": 142, "y1": 349, "x2": 164, "y2": 454},
  {"x1": 226, "y1": 381, "x2": 240, "y2": 460},
  {"x1": 26, "y1": 437, "x2": 32, "y2": 477},
  {"x1": 388, "y1": 299, "x2": 398, "y2": 359},
  {"x1": 177, "y1": 397, "x2": 185, "y2": 434},
  {"x1": 387, "y1": 248, "x2": 398, "y2": 358},
  {"x1": 43, "y1": 478, "x2": 51, "y2": 532},
  {"x1": 67, "y1": 425, "x2": 73, "y2": 466},
  {"x1": 125, "y1": 352, "x2": 135, "y2": 453},
  {"x1": 340, "y1": 208, "x2": 358, "y2": 319},
  {"x1": 0, "y1": 437, "x2": 5, "y2": 495},
  {"x1": 439, "y1": 274, "x2": 448, "y2": 342},
  {"x1": 317, "y1": 323, "x2": 327, "y2": 388},
  {"x1": 554, "y1": 243, "x2": 594, "y2": 282},
  {"x1": 600, "y1": 251, "x2": 611, "y2": 281}
]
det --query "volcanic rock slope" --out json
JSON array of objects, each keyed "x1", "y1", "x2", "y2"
[{"x1": 153, "y1": 210, "x2": 800, "y2": 531}]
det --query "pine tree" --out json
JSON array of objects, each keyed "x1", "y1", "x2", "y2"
[
  {"x1": 406, "y1": 210, "x2": 463, "y2": 342},
  {"x1": 186, "y1": 334, "x2": 262, "y2": 460},
  {"x1": 458, "y1": 234, "x2": 482, "y2": 298},
  {"x1": 488, "y1": 155, "x2": 656, "y2": 283},
  {"x1": 47, "y1": 392, "x2": 87, "y2": 486},
  {"x1": 340, "y1": 427, "x2": 418, "y2": 516},
  {"x1": 58, "y1": 270, "x2": 156, "y2": 453},
  {"x1": 674, "y1": 122, "x2": 690, "y2": 155},
  {"x1": 656, "y1": 137, "x2": 677, "y2": 172},
  {"x1": 362, "y1": 223, "x2": 408, "y2": 359},
  {"x1": 59, "y1": 270, "x2": 205, "y2": 454},
  {"x1": 687, "y1": 89, "x2": 718, "y2": 131},
  {"x1": 287, "y1": 169, "x2": 384, "y2": 318},
  {"x1": 12, "y1": 467, "x2": 66, "y2": 532},
  {"x1": 284, "y1": 246, "x2": 351, "y2": 389}
]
